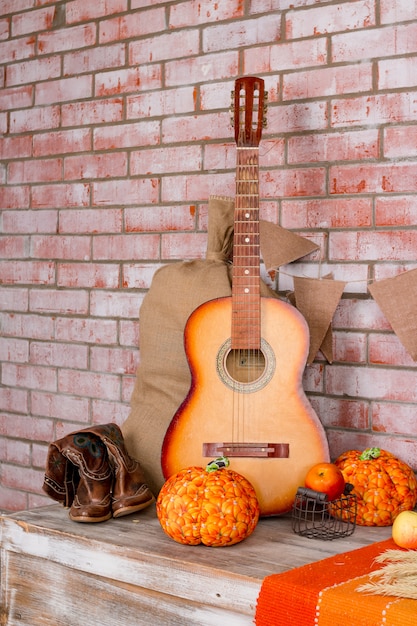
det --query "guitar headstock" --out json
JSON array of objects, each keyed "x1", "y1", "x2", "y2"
[{"x1": 231, "y1": 76, "x2": 267, "y2": 147}]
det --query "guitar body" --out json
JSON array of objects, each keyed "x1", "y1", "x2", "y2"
[{"x1": 162, "y1": 295, "x2": 330, "y2": 516}]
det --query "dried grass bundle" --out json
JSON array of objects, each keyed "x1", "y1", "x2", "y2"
[{"x1": 357, "y1": 549, "x2": 417, "y2": 599}]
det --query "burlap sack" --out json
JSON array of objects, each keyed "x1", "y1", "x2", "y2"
[{"x1": 122, "y1": 196, "x2": 316, "y2": 493}]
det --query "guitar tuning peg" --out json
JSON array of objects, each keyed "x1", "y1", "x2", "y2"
[
  {"x1": 230, "y1": 90, "x2": 235, "y2": 127},
  {"x1": 262, "y1": 90, "x2": 268, "y2": 128}
]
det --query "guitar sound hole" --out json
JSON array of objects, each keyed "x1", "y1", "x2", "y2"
[
  {"x1": 225, "y1": 349, "x2": 266, "y2": 384},
  {"x1": 216, "y1": 338, "x2": 275, "y2": 393}
]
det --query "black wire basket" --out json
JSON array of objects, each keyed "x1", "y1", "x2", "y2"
[{"x1": 291, "y1": 486, "x2": 357, "y2": 540}]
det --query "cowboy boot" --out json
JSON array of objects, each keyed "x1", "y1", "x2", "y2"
[
  {"x1": 98, "y1": 424, "x2": 155, "y2": 518},
  {"x1": 59, "y1": 431, "x2": 113, "y2": 523}
]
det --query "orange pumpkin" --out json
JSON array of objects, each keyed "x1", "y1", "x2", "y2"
[
  {"x1": 334, "y1": 448, "x2": 417, "y2": 526},
  {"x1": 156, "y1": 458, "x2": 260, "y2": 547}
]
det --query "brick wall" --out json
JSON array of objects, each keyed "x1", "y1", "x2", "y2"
[{"x1": 1, "y1": 0, "x2": 417, "y2": 512}]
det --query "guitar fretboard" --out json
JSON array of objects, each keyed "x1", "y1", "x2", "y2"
[{"x1": 232, "y1": 146, "x2": 261, "y2": 349}]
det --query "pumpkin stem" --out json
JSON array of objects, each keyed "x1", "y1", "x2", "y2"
[
  {"x1": 359, "y1": 447, "x2": 381, "y2": 461},
  {"x1": 206, "y1": 456, "x2": 230, "y2": 472}
]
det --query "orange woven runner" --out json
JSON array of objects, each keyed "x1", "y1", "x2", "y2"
[{"x1": 255, "y1": 539, "x2": 417, "y2": 625}]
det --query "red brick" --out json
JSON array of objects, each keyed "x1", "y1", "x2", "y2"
[
  {"x1": 384, "y1": 125, "x2": 417, "y2": 159},
  {"x1": 30, "y1": 341, "x2": 88, "y2": 369},
  {"x1": 2, "y1": 363, "x2": 57, "y2": 392},
  {"x1": 288, "y1": 129, "x2": 379, "y2": 164},
  {"x1": 31, "y1": 391, "x2": 90, "y2": 423},
  {"x1": 119, "y1": 319, "x2": 139, "y2": 346},
  {"x1": 332, "y1": 23, "x2": 417, "y2": 63},
  {"x1": 57, "y1": 262, "x2": 120, "y2": 288},
  {"x1": 330, "y1": 162, "x2": 417, "y2": 194},
  {"x1": 369, "y1": 333, "x2": 416, "y2": 367},
  {"x1": 0, "y1": 485, "x2": 28, "y2": 512},
  {"x1": 33, "y1": 128, "x2": 91, "y2": 157},
  {"x1": 331, "y1": 92, "x2": 417, "y2": 128},
  {"x1": 380, "y1": 0, "x2": 417, "y2": 24},
  {"x1": 162, "y1": 112, "x2": 228, "y2": 144},
  {"x1": 58, "y1": 208, "x2": 122, "y2": 234},
  {"x1": 0, "y1": 388, "x2": 28, "y2": 414},
  {"x1": 8, "y1": 158, "x2": 63, "y2": 184},
  {"x1": 375, "y1": 196, "x2": 417, "y2": 227},
  {"x1": 36, "y1": 74, "x2": 93, "y2": 105},
  {"x1": 333, "y1": 298, "x2": 390, "y2": 331},
  {"x1": 379, "y1": 56, "x2": 417, "y2": 91},
  {"x1": 165, "y1": 51, "x2": 238, "y2": 87},
  {"x1": 129, "y1": 30, "x2": 199, "y2": 65},
  {"x1": 1, "y1": 464, "x2": 45, "y2": 493},
  {"x1": 0, "y1": 337, "x2": 29, "y2": 363},
  {"x1": 99, "y1": 7, "x2": 166, "y2": 44},
  {"x1": 64, "y1": 151, "x2": 127, "y2": 180},
  {"x1": 90, "y1": 290, "x2": 145, "y2": 318},
  {"x1": 38, "y1": 22, "x2": 96, "y2": 55},
  {"x1": 372, "y1": 402, "x2": 417, "y2": 436},
  {"x1": 29, "y1": 492, "x2": 52, "y2": 509},
  {"x1": 93, "y1": 120, "x2": 160, "y2": 150},
  {"x1": 0, "y1": 85, "x2": 33, "y2": 110},
  {"x1": 93, "y1": 234, "x2": 160, "y2": 261},
  {"x1": 0, "y1": 288, "x2": 28, "y2": 312},
  {"x1": 6, "y1": 55, "x2": 61, "y2": 86},
  {"x1": 0, "y1": 235, "x2": 28, "y2": 258},
  {"x1": 126, "y1": 86, "x2": 195, "y2": 119},
  {"x1": 281, "y1": 198, "x2": 372, "y2": 229},
  {"x1": 1, "y1": 313, "x2": 55, "y2": 340},
  {"x1": 0, "y1": 437, "x2": 31, "y2": 465},
  {"x1": 330, "y1": 230, "x2": 417, "y2": 262},
  {"x1": 29, "y1": 289, "x2": 89, "y2": 315},
  {"x1": 204, "y1": 15, "x2": 281, "y2": 54},
  {"x1": 161, "y1": 232, "x2": 208, "y2": 260},
  {"x1": 246, "y1": 37, "x2": 327, "y2": 77},
  {"x1": 302, "y1": 362, "x2": 324, "y2": 394},
  {"x1": 0, "y1": 18, "x2": 8, "y2": 40},
  {"x1": 91, "y1": 399, "x2": 130, "y2": 426},
  {"x1": 66, "y1": 0, "x2": 128, "y2": 22},
  {"x1": 122, "y1": 263, "x2": 162, "y2": 289},
  {"x1": 62, "y1": 98, "x2": 123, "y2": 127},
  {"x1": 0, "y1": 36, "x2": 36, "y2": 63},
  {"x1": 310, "y1": 396, "x2": 370, "y2": 430},
  {"x1": 31, "y1": 235, "x2": 91, "y2": 260},
  {"x1": 169, "y1": 0, "x2": 244, "y2": 27},
  {"x1": 64, "y1": 43, "x2": 126, "y2": 75},
  {"x1": 3, "y1": 210, "x2": 57, "y2": 234},
  {"x1": 0, "y1": 136, "x2": 32, "y2": 160},
  {"x1": 55, "y1": 316, "x2": 117, "y2": 344},
  {"x1": 326, "y1": 365, "x2": 417, "y2": 402},
  {"x1": 32, "y1": 443, "x2": 49, "y2": 469},
  {"x1": 10, "y1": 105, "x2": 60, "y2": 133},
  {"x1": 269, "y1": 101, "x2": 328, "y2": 133},
  {"x1": 1, "y1": 186, "x2": 29, "y2": 209},
  {"x1": 92, "y1": 178, "x2": 159, "y2": 206},
  {"x1": 12, "y1": 6, "x2": 55, "y2": 36},
  {"x1": 161, "y1": 172, "x2": 233, "y2": 203},
  {"x1": 121, "y1": 375, "x2": 136, "y2": 403},
  {"x1": 0, "y1": 260, "x2": 55, "y2": 285},
  {"x1": 32, "y1": 183, "x2": 90, "y2": 209},
  {"x1": 286, "y1": 1, "x2": 376, "y2": 39},
  {"x1": 95, "y1": 64, "x2": 161, "y2": 97},
  {"x1": 332, "y1": 330, "x2": 368, "y2": 363},
  {"x1": 283, "y1": 63, "x2": 372, "y2": 101},
  {"x1": 58, "y1": 369, "x2": 121, "y2": 401},
  {"x1": 125, "y1": 205, "x2": 196, "y2": 232},
  {"x1": 90, "y1": 346, "x2": 138, "y2": 375},
  {"x1": 130, "y1": 145, "x2": 202, "y2": 176}
]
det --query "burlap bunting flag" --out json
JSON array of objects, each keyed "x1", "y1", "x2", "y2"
[
  {"x1": 259, "y1": 219, "x2": 319, "y2": 270},
  {"x1": 368, "y1": 268, "x2": 417, "y2": 361},
  {"x1": 293, "y1": 276, "x2": 347, "y2": 365}
]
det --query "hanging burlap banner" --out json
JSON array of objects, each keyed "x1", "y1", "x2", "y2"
[
  {"x1": 368, "y1": 268, "x2": 417, "y2": 361},
  {"x1": 293, "y1": 276, "x2": 347, "y2": 364},
  {"x1": 259, "y1": 220, "x2": 319, "y2": 270}
]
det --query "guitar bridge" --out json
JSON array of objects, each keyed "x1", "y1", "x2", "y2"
[{"x1": 203, "y1": 442, "x2": 289, "y2": 459}]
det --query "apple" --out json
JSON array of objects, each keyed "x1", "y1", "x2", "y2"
[
  {"x1": 392, "y1": 510, "x2": 417, "y2": 549},
  {"x1": 304, "y1": 462, "x2": 345, "y2": 501}
]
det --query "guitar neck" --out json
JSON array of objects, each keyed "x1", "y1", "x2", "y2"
[{"x1": 231, "y1": 146, "x2": 261, "y2": 349}]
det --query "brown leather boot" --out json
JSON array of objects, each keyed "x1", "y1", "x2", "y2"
[
  {"x1": 43, "y1": 430, "x2": 113, "y2": 523},
  {"x1": 98, "y1": 423, "x2": 155, "y2": 518}
]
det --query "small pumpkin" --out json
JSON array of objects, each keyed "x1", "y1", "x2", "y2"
[
  {"x1": 334, "y1": 448, "x2": 417, "y2": 527},
  {"x1": 156, "y1": 457, "x2": 260, "y2": 547}
]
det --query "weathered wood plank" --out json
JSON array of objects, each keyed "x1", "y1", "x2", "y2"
[{"x1": 0, "y1": 505, "x2": 392, "y2": 626}]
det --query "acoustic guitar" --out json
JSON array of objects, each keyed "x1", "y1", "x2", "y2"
[{"x1": 161, "y1": 76, "x2": 329, "y2": 516}]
